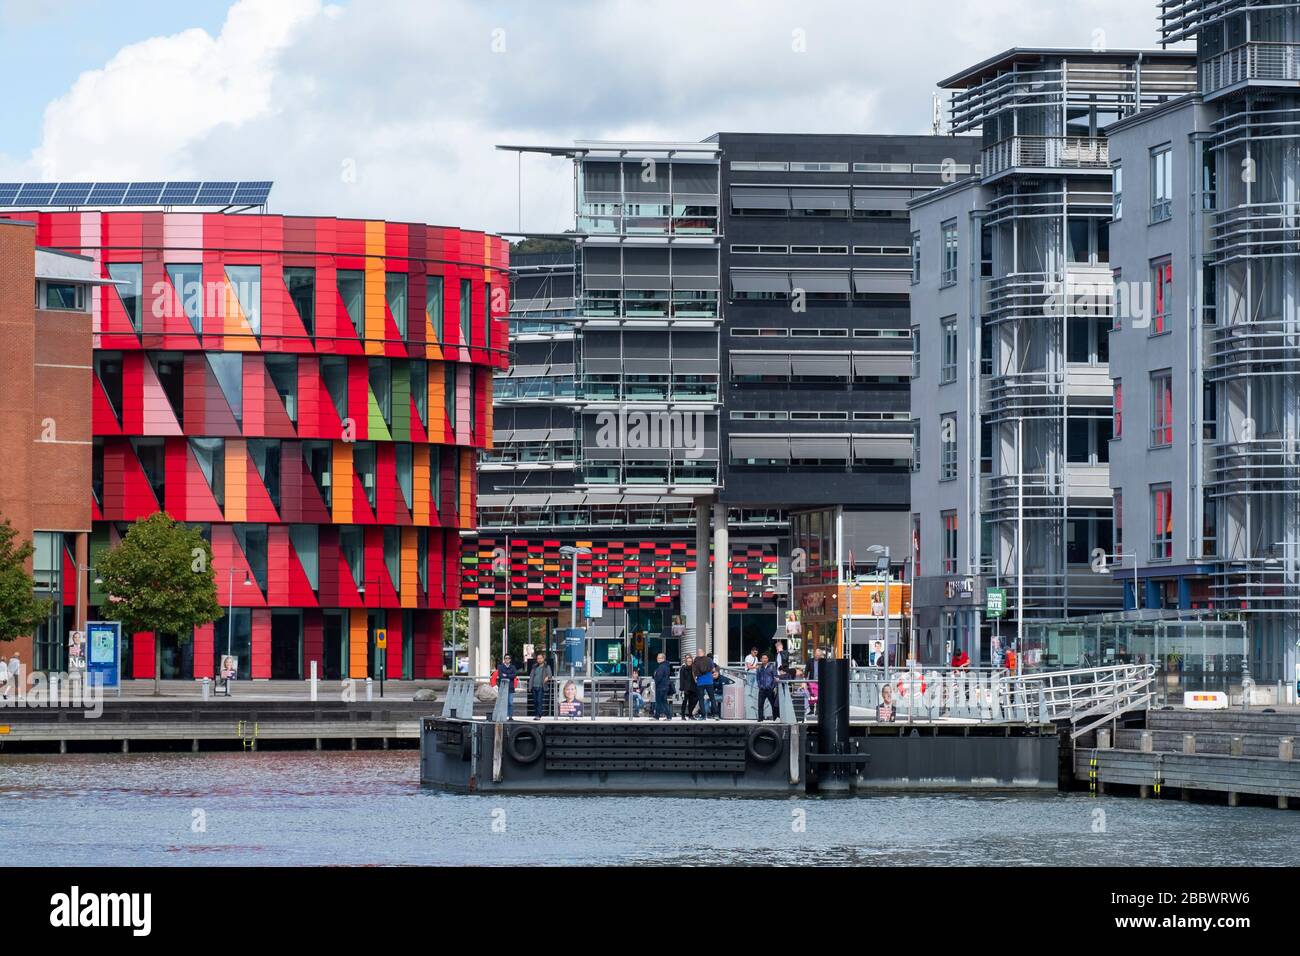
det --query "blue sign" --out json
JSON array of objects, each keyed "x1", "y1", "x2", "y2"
[
  {"x1": 558, "y1": 628, "x2": 586, "y2": 669},
  {"x1": 86, "y1": 621, "x2": 121, "y2": 689}
]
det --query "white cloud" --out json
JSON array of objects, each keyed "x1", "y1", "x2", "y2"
[{"x1": 15, "y1": 0, "x2": 1179, "y2": 234}]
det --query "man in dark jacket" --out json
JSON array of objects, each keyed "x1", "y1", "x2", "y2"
[
  {"x1": 755, "y1": 654, "x2": 779, "y2": 721},
  {"x1": 652, "y1": 653, "x2": 673, "y2": 719},
  {"x1": 528, "y1": 651, "x2": 551, "y2": 720},
  {"x1": 680, "y1": 654, "x2": 697, "y2": 719},
  {"x1": 495, "y1": 655, "x2": 518, "y2": 718}
]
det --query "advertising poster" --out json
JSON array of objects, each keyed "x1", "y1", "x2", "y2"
[
  {"x1": 67, "y1": 630, "x2": 87, "y2": 672},
  {"x1": 86, "y1": 621, "x2": 121, "y2": 689}
]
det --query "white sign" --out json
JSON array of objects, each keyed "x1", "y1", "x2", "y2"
[
  {"x1": 1184, "y1": 691, "x2": 1228, "y2": 711},
  {"x1": 585, "y1": 585, "x2": 604, "y2": 619}
]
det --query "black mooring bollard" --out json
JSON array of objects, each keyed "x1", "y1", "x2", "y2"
[{"x1": 816, "y1": 658, "x2": 852, "y2": 792}]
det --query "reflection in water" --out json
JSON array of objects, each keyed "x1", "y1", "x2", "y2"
[{"x1": 2, "y1": 751, "x2": 1297, "y2": 866}]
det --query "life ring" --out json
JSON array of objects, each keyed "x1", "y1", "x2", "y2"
[
  {"x1": 896, "y1": 674, "x2": 927, "y2": 697},
  {"x1": 505, "y1": 724, "x2": 544, "y2": 764},
  {"x1": 747, "y1": 726, "x2": 783, "y2": 764}
]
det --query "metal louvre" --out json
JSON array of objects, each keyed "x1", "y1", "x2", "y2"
[
  {"x1": 852, "y1": 436, "x2": 913, "y2": 460},
  {"x1": 852, "y1": 188, "x2": 913, "y2": 211},
  {"x1": 790, "y1": 352, "x2": 851, "y2": 377},
  {"x1": 790, "y1": 436, "x2": 851, "y2": 460},
  {"x1": 790, "y1": 188, "x2": 850, "y2": 210},
  {"x1": 852, "y1": 271, "x2": 911, "y2": 295},
  {"x1": 730, "y1": 437, "x2": 791, "y2": 460},
  {"x1": 791, "y1": 272, "x2": 851, "y2": 294},
  {"x1": 852, "y1": 352, "x2": 912, "y2": 377},
  {"x1": 730, "y1": 187, "x2": 790, "y2": 210},
  {"x1": 730, "y1": 272, "x2": 791, "y2": 294},
  {"x1": 730, "y1": 353, "x2": 791, "y2": 377}
]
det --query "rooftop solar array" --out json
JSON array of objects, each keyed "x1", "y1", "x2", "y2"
[{"x1": 0, "y1": 180, "x2": 273, "y2": 208}]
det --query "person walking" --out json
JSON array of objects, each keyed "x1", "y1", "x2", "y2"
[
  {"x1": 653, "y1": 653, "x2": 673, "y2": 719},
  {"x1": 495, "y1": 654, "x2": 518, "y2": 718},
  {"x1": 528, "y1": 651, "x2": 551, "y2": 720},
  {"x1": 693, "y1": 652, "x2": 714, "y2": 720},
  {"x1": 756, "y1": 654, "x2": 779, "y2": 721},
  {"x1": 680, "y1": 654, "x2": 697, "y2": 719}
]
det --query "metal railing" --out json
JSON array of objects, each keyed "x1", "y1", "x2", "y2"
[
  {"x1": 982, "y1": 136, "x2": 1110, "y2": 177},
  {"x1": 1202, "y1": 42, "x2": 1300, "y2": 96},
  {"x1": 848, "y1": 663, "x2": 1155, "y2": 738}
]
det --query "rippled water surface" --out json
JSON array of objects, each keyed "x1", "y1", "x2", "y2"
[{"x1": 1, "y1": 751, "x2": 1297, "y2": 866}]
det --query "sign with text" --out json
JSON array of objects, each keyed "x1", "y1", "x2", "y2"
[
  {"x1": 86, "y1": 621, "x2": 121, "y2": 689},
  {"x1": 986, "y1": 587, "x2": 1006, "y2": 619},
  {"x1": 584, "y1": 585, "x2": 604, "y2": 619}
]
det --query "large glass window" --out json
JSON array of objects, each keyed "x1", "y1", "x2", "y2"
[
  {"x1": 459, "y1": 278, "x2": 472, "y2": 345},
  {"x1": 354, "y1": 441, "x2": 377, "y2": 512},
  {"x1": 940, "y1": 414, "x2": 957, "y2": 480},
  {"x1": 131, "y1": 438, "x2": 166, "y2": 505},
  {"x1": 445, "y1": 363, "x2": 457, "y2": 432},
  {"x1": 1150, "y1": 146, "x2": 1172, "y2": 223},
  {"x1": 1151, "y1": 259, "x2": 1172, "y2": 335},
  {"x1": 320, "y1": 356, "x2": 349, "y2": 424},
  {"x1": 206, "y1": 353, "x2": 243, "y2": 425},
  {"x1": 225, "y1": 265, "x2": 261, "y2": 337},
  {"x1": 265, "y1": 354, "x2": 298, "y2": 423},
  {"x1": 284, "y1": 267, "x2": 315, "y2": 338},
  {"x1": 431, "y1": 445, "x2": 442, "y2": 513},
  {"x1": 410, "y1": 358, "x2": 428, "y2": 426},
  {"x1": 190, "y1": 437, "x2": 226, "y2": 509},
  {"x1": 302, "y1": 440, "x2": 331, "y2": 508},
  {"x1": 340, "y1": 526, "x2": 364, "y2": 592},
  {"x1": 940, "y1": 317, "x2": 958, "y2": 384},
  {"x1": 149, "y1": 353, "x2": 185, "y2": 427},
  {"x1": 166, "y1": 264, "x2": 203, "y2": 335},
  {"x1": 94, "y1": 351, "x2": 124, "y2": 423},
  {"x1": 248, "y1": 439, "x2": 282, "y2": 511},
  {"x1": 1113, "y1": 379, "x2": 1123, "y2": 438},
  {"x1": 1151, "y1": 484, "x2": 1173, "y2": 561},
  {"x1": 1112, "y1": 163, "x2": 1123, "y2": 220},
  {"x1": 1150, "y1": 370, "x2": 1173, "y2": 447},
  {"x1": 940, "y1": 220, "x2": 958, "y2": 286},
  {"x1": 386, "y1": 272, "x2": 408, "y2": 339},
  {"x1": 338, "y1": 270, "x2": 365, "y2": 340},
  {"x1": 941, "y1": 511, "x2": 958, "y2": 574},
  {"x1": 108, "y1": 263, "x2": 143, "y2": 332},
  {"x1": 368, "y1": 358, "x2": 392, "y2": 428},
  {"x1": 290, "y1": 524, "x2": 320, "y2": 591},
  {"x1": 384, "y1": 526, "x2": 401, "y2": 592},
  {"x1": 427, "y1": 275, "x2": 444, "y2": 342},
  {"x1": 234, "y1": 523, "x2": 269, "y2": 592},
  {"x1": 396, "y1": 442, "x2": 413, "y2": 512}
]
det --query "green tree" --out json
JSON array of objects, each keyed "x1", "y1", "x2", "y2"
[
  {"x1": 96, "y1": 513, "x2": 222, "y2": 695},
  {"x1": 0, "y1": 518, "x2": 52, "y2": 644}
]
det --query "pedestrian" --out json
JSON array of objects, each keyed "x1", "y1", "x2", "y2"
[
  {"x1": 494, "y1": 654, "x2": 518, "y2": 718},
  {"x1": 528, "y1": 651, "x2": 551, "y2": 720},
  {"x1": 744, "y1": 646, "x2": 759, "y2": 672},
  {"x1": 692, "y1": 651, "x2": 713, "y2": 719},
  {"x1": 680, "y1": 654, "x2": 697, "y2": 719},
  {"x1": 713, "y1": 663, "x2": 733, "y2": 720},
  {"x1": 951, "y1": 646, "x2": 971, "y2": 669},
  {"x1": 756, "y1": 654, "x2": 779, "y2": 721},
  {"x1": 774, "y1": 640, "x2": 788, "y2": 675},
  {"x1": 629, "y1": 669, "x2": 645, "y2": 718},
  {"x1": 0, "y1": 663, "x2": 9, "y2": 701},
  {"x1": 1004, "y1": 645, "x2": 1018, "y2": 675},
  {"x1": 653, "y1": 652, "x2": 673, "y2": 719}
]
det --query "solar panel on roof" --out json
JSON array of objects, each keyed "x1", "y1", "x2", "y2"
[
  {"x1": 231, "y1": 181, "x2": 273, "y2": 204},
  {"x1": 87, "y1": 183, "x2": 128, "y2": 205},
  {"x1": 0, "y1": 184, "x2": 20, "y2": 205},
  {"x1": 123, "y1": 182, "x2": 164, "y2": 204},
  {"x1": 51, "y1": 183, "x2": 93, "y2": 205},
  {"x1": 159, "y1": 182, "x2": 201, "y2": 204},
  {"x1": 195, "y1": 182, "x2": 237, "y2": 204},
  {"x1": 16, "y1": 183, "x2": 57, "y2": 204}
]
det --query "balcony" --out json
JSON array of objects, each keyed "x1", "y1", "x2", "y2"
[
  {"x1": 981, "y1": 136, "x2": 1110, "y2": 179},
  {"x1": 1202, "y1": 43, "x2": 1300, "y2": 98},
  {"x1": 982, "y1": 372, "x2": 1064, "y2": 422},
  {"x1": 982, "y1": 472, "x2": 1064, "y2": 523},
  {"x1": 1209, "y1": 201, "x2": 1300, "y2": 264},
  {"x1": 1208, "y1": 439, "x2": 1300, "y2": 497}
]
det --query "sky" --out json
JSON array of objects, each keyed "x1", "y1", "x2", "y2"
[{"x1": 0, "y1": 0, "x2": 1183, "y2": 235}]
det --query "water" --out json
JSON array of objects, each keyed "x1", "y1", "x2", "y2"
[{"x1": 1, "y1": 751, "x2": 1297, "y2": 866}]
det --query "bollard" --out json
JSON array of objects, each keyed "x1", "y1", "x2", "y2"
[
  {"x1": 1182, "y1": 734, "x2": 1196, "y2": 755},
  {"x1": 1097, "y1": 728, "x2": 1112, "y2": 750},
  {"x1": 310, "y1": 660, "x2": 318, "y2": 702},
  {"x1": 815, "y1": 658, "x2": 852, "y2": 793},
  {"x1": 1140, "y1": 731, "x2": 1153, "y2": 753},
  {"x1": 201, "y1": 677, "x2": 211, "y2": 702},
  {"x1": 1280, "y1": 737, "x2": 1294, "y2": 762},
  {"x1": 1230, "y1": 736, "x2": 1244, "y2": 757},
  {"x1": 365, "y1": 678, "x2": 373, "y2": 702}
]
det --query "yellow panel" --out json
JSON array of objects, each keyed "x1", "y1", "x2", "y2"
[
  {"x1": 349, "y1": 610, "x2": 368, "y2": 678},
  {"x1": 400, "y1": 527, "x2": 418, "y2": 608},
  {"x1": 332, "y1": 441, "x2": 353, "y2": 524},
  {"x1": 365, "y1": 221, "x2": 386, "y2": 355},
  {"x1": 224, "y1": 439, "x2": 247, "y2": 522}
]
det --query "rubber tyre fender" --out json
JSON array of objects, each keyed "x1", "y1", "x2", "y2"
[
  {"x1": 505, "y1": 724, "x2": 545, "y2": 764},
  {"x1": 746, "y1": 725, "x2": 783, "y2": 764}
]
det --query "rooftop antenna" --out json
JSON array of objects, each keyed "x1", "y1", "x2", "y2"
[{"x1": 931, "y1": 93, "x2": 945, "y2": 136}]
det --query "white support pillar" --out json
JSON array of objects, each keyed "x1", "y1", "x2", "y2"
[
  {"x1": 693, "y1": 497, "x2": 711, "y2": 657},
  {"x1": 712, "y1": 500, "x2": 729, "y2": 663},
  {"x1": 470, "y1": 606, "x2": 493, "y2": 677}
]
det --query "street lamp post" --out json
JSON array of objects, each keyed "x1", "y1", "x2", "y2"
[
  {"x1": 559, "y1": 545, "x2": 591, "y2": 675},
  {"x1": 1110, "y1": 550, "x2": 1142, "y2": 614},
  {"x1": 225, "y1": 566, "x2": 251, "y2": 694},
  {"x1": 868, "y1": 545, "x2": 891, "y2": 684}
]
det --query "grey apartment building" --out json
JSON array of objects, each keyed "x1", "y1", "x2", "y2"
[
  {"x1": 908, "y1": 49, "x2": 1196, "y2": 666},
  {"x1": 1101, "y1": 0, "x2": 1300, "y2": 687},
  {"x1": 477, "y1": 132, "x2": 977, "y2": 666}
]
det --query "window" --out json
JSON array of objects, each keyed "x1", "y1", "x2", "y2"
[
  {"x1": 1150, "y1": 370, "x2": 1173, "y2": 447},
  {"x1": 942, "y1": 511, "x2": 958, "y2": 574},
  {"x1": 368, "y1": 358, "x2": 392, "y2": 428},
  {"x1": 1202, "y1": 493, "x2": 1218, "y2": 557},
  {"x1": 1150, "y1": 146, "x2": 1172, "y2": 223},
  {"x1": 1113, "y1": 380, "x2": 1123, "y2": 438},
  {"x1": 1114, "y1": 490, "x2": 1123, "y2": 556},
  {"x1": 340, "y1": 526, "x2": 364, "y2": 591},
  {"x1": 206, "y1": 353, "x2": 243, "y2": 425},
  {"x1": 1067, "y1": 416, "x2": 1112, "y2": 465},
  {"x1": 445, "y1": 364, "x2": 457, "y2": 432},
  {"x1": 1201, "y1": 142, "x2": 1217, "y2": 211},
  {"x1": 940, "y1": 220, "x2": 958, "y2": 287},
  {"x1": 320, "y1": 356, "x2": 348, "y2": 425},
  {"x1": 431, "y1": 445, "x2": 442, "y2": 513},
  {"x1": 1202, "y1": 265, "x2": 1217, "y2": 326},
  {"x1": 225, "y1": 266, "x2": 261, "y2": 337},
  {"x1": 940, "y1": 317, "x2": 958, "y2": 384},
  {"x1": 108, "y1": 263, "x2": 142, "y2": 332},
  {"x1": 910, "y1": 325, "x2": 920, "y2": 379},
  {"x1": 730, "y1": 161, "x2": 788, "y2": 171},
  {"x1": 234, "y1": 524, "x2": 269, "y2": 592},
  {"x1": 396, "y1": 442, "x2": 413, "y2": 512},
  {"x1": 411, "y1": 358, "x2": 428, "y2": 427},
  {"x1": 354, "y1": 441, "x2": 378, "y2": 512},
  {"x1": 979, "y1": 225, "x2": 993, "y2": 278},
  {"x1": 41, "y1": 282, "x2": 85, "y2": 311},
  {"x1": 166, "y1": 264, "x2": 203, "y2": 335},
  {"x1": 1151, "y1": 484, "x2": 1173, "y2": 560},
  {"x1": 290, "y1": 525, "x2": 320, "y2": 591},
  {"x1": 265, "y1": 354, "x2": 297, "y2": 423},
  {"x1": 910, "y1": 232, "x2": 921, "y2": 284},
  {"x1": 459, "y1": 278, "x2": 472, "y2": 345},
  {"x1": 855, "y1": 162, "x2": 912, "y2": 173},
  {"x1": 1112, "y1": 269, "x2": 1123, "y2": 331},
  {"x1": 302, "y1": 440, "x2": 332, "y2": 509},
  {"x1": 338, "y1": 270, "x2": 365, "y2": 339},
  {"x1": 1112, "y1": 163, "x2": 1123, "y2": 220},
  {"x1": 284, "y1": 267, "x2": 315, "y2": 338},
  {"x1": 940, "y1": 414, "x2": 957, "y2": 480},
  {"x1": 94, "y1": 351, "x2": 124, "y2": 423},
  {"x1": 190, "y1": 437, "x2": 226, "y2": 509},
  {"x1": 910, "y1": 419, "x2": 921, "y2": 472},
  {"x1": 1151, "y1": 259, "x2": 1172, "y2": 334},
  {"x1": 385, "y1": 273, "x2": 408, "y2": 339},
  {"x1": 789, "y1": 161, "x2": 848, "y2": 172},
  {"x1": 427, "y1": 275, "x2": 444, "y2": 343},
  {"x1": 1203, "y1": 381, "x2": 1218, "y2": 441}
]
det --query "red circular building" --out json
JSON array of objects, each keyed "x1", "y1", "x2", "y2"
[{"x1": 14, "y1": 208, "x2": 508, "y2": 681}]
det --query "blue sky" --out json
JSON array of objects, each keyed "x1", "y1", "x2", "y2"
[{"x1": 1, "y1": 0, "x2": 233, "y2": 160}]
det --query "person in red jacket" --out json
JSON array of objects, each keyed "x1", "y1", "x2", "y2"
[{"x1": 951, "y1": 647, "x2": 971, "y2": 669}]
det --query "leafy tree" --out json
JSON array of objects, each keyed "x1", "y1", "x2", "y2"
[
  {"x1": 0, "y1": 517, "x2": 52, "y2": 643},
  {"x1": 96, "y1": 513, "x2": 222, "y2": 694}
]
